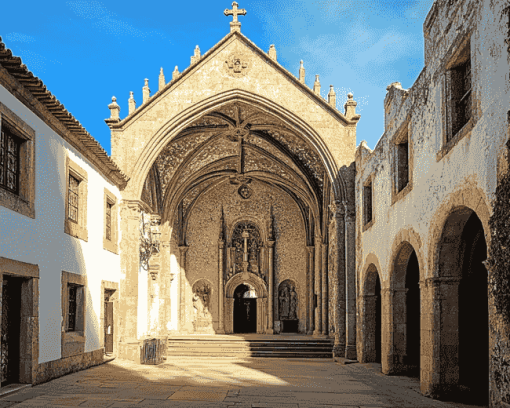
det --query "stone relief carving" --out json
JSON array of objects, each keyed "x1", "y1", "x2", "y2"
[
  {"x1": 229, "y1": 222, "x2": 264, "y2": 282},
  {"x1": 224, "y1": 53, "x2": 251, "y2": 78},
  {"x1": 192, "y1": 279, "x2": 214, "y2": 333},
  {"x1": 278, "y1": 280, "x2": 297, "y2": 320},
  {"x1": 238, "y1": 183, "x2": 252, "y2": 199}
]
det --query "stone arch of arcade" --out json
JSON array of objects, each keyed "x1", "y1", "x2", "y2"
[
  {"x1": 115, "y1": 91, "x2": 356, "y2": 359},
  {"x1": 358, "y1": 257, "x2": 383, "y2": 366},
  {"x1": 421, "y1": 188, "x2": 490, "y2": 404}
]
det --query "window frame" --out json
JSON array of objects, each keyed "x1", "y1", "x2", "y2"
[
  {"x1": 0, "y1": 102, "x2": 36, "y2": 218},
  {"x1": 362, "y1": 172, "x2": 375, "y2": 231},
  {"x1": 61, "y1": 271, "x2": 86, "y2": 358},
  {"x1": 64, "y1": 156, "x2": 88, "y2": 241},
  {"x1": 103, "y1": 188, "x2": 118, "y2": 254},
  {"x1": 437, "y1": 36, "x2": 477, "y2": 161},
  {"x1": 391, "y1": 118, "x2": 414, "y2": 204}
]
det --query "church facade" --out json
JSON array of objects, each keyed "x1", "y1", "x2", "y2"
[{"x1": 0, "y1": 0, "x2": 510, "y2": 406}]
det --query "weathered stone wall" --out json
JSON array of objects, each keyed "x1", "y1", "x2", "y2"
[
  {"x1": 170, "y1": 179, "x2": 307, "y2": 333},
  {"x1": 355, "y1": 0, "x2": 509, "y2": 402}
]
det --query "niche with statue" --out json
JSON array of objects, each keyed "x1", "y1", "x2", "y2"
[{"x1": 278, "y1": 280, "x2": 298, "y2": 333}]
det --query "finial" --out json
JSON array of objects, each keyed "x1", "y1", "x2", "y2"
[
  {"x1": 224, "y1": 1, "x2": 247, "y2": 33},
  {"x1": 128, "y1": 91, "x2": 136, "y2": 115},
  {"x1": 268, "y1": 44, "x2": 277, "y2": 61},
  {"x1": 159, "y1": 67, "x2": 165, "y2": 91},
  {"x1": 191, "y1": 46, "x2": 201, "y2": 64},
  {"x1": 173, "y1": 66, "x2": 179, "y2": 80},
  {"x1": 344, "y1": 92, "x2": 358, "y2": 119},
  {"x1": 108, "y1": 96, "x2": 120, "y2": 121},
  {"x1": 313, "y1": 75, "x2": 321, "y2": 96},
  {"x1": 299, "y1": 60, "x2": 305, "y2": 84},
  {"x1": 328, "y1": 85, "x2": 336, "y2": 108},
  {"x1": 142, "y1": 78, "x2": 150, "y2": 104}
]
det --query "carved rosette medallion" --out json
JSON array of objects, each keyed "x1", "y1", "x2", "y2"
[
  {"x1": 238, "y1": 184, "x2": 252, "y2": 199},
  {"x1": 224, "y1": 53, "x2": 251, "y2": 78}
]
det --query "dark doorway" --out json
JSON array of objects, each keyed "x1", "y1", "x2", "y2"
[
  {"x1": 1, "y1": 275, "x2": 23, "y2": 386},
  {"x1": 104, "y1": 290, "x2": 115, "y2": 355},
  {"x1": 458, "y1": 213, "x2": 488, "y2": 403},
  {"x1": 375, "y1": 275, "x2": 382, "y2": 364},
  {"x1": 405, "y1": 251, "x2": 420, "y2": 377},
  {"x1": 233, "y1": 284, "x2": 257, "y2": 334}
]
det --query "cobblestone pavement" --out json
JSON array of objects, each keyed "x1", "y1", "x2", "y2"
[{"x1": 0, "y1": 358, "x2": 487, "y2": 408}]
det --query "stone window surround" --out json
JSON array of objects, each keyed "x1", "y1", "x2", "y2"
[
  {"x1": 362, "y1": 172, "x2": 375, "y2": 232},
  {"x1": 0, "y1": 102, "x2": 35, "y2": 219},
  {"x1": 64, "y1": 156, "x2": 88, "y2": 242},
  {"x1": 0, "y1": 256, "x2": 39, "y2": 385},
  {"x1": 391, "y1": 117, "x2": 414, "y2": 205},
  {"x1": 437, "y1": 34, "x2": 477, "y2": 162},
  {"x1": 103, "y1": 188, "x2": 118, "y2": 254},
  {"x1": 61, "y1": 271, "x2": 87, "y2": 358},
  {"x1": 100, "y1": 280, "x2": 119, "y2": 355}
]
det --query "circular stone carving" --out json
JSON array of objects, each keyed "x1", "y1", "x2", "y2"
[
  {"x1": 238, "y1": 184, "x2": 252, "y2": 199},
  {"x1": 224, "y1": 53, "x2": 251, "y2": 78}
]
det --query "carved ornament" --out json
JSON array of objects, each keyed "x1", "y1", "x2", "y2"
[{"x1": 224, "y1": 53, "x2": 251, "y2": 78}]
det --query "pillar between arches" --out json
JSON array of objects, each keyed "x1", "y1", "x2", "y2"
[
  {"x1": 306, "y1": 246, "x2": 315, "y2": 335},
  {"x1": 419, "y1": 276, "x2": 461, "y2": 398},
  {"x1": 345, "y1": 204, "x2": 356, "y2": 360},
  {"x1": 333, "y1": 201, "x2": 346, "y2": 357},
  {"x1": 357, "y1": 294, "x2": 377, "y2": 363}
]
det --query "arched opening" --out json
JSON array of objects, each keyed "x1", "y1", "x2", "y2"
[
  {"x1": 458, "y1": 213, "x2": 488, "y2": 403},
  {"x1": 234, "y1": 283, "x2": 257, "y2": 334},
  {"x1": 435, "y1": 208, "x2": 488, "y2": 404},
  {"x1": 390, "y1": 241, "x2": 421, "y2": 376},
  {"x1": 361, "y1": 264, "x2": 382, "y2": 365},
  {"x1": 405, "y1": 251, "x2": 420, "y2": 377}
]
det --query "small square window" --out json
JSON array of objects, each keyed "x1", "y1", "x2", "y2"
[{"x1": 61, "y1": 271, "x2": 86, "y2": 358}]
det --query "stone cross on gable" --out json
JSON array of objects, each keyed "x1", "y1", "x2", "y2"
[{"x1": 224, "y1": 2, "x2": 246, "y2": 32}]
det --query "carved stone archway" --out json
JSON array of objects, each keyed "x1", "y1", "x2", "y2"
[{"x1": 224, "y1": 272, "x2": 268, "y2": 334}]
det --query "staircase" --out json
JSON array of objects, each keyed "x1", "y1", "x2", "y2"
[{"x1": 166, "y1": 335, "x2": 334, "y2": 358}]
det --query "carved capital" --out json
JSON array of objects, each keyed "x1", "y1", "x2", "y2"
[
  {"x1": 218, "y1": 240, "x2": 225, "y2": 249},
  {"x1": 178, "y1": 246, "x2": 189, "y2": 255},
  {"x1": 266, "y1": 240, "x2": 275, "y2": 248}
]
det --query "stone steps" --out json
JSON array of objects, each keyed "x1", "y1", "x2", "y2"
[{"x1": 166, "y1": 337, "x2": 334, "y2": 359}]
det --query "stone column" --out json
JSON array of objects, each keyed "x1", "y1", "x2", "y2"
[
  {"x1": 420, "y1": 277, "x2": 461, "y2": 398},
  {"x1": 313, "y1": 240, "x2": 324, "y2": 337},
  {"x1": 392, "y1": 288, "x2": 408, "y2": 373},
  {"x1": 306, "y1": 246, "x2": 315, "y2": 335},
  {"x1": 321, "y1": 242, "x2": 329, "y2": 336},
  {"x1": 118, "y1": 200, "x2": 142, "y2": 361},
  {"x1": 225, "y1": 298, "x2": 234, "y2": 334},
  {"x1": 218, "y1": 240, "x2": 225, "y2": 334},
  {"x1": 333, "y1": 202, "x2": 346, "y2": 357},
  {"x1": 381, "y1": 288, "x2": 393, "y2": 375},
  {"x1": 345, "y1": 204, "x2": 357, "y2": 360},
  {"x1": 178, "y1": 246, "x2": 190, "y2": 333},
  {"x1": 358, "y1": 294, "x2": 377, "y2": 362},
  {"x1": 267, "y1": 241, "x2": 275, "y2": 334}
]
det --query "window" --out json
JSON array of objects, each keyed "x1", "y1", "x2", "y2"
[
  {"x1": 0, "y1": 128, "x2": 21, "y2": 194},
  {"x1": 64, "y1": 157, "x2": 88, "y2": 241},
  {"x1": 68, "y1": 175, "x2": 80, "y2": 223},
  {"x1": 392, "y1": 119, "x2": 413, "y2": 204},
  {"x1": 106, "y1": 202, "x2": 112, "y2": 240},
  {"x1": 396, "y1": 138, "x2": 409, "y2": 193},
  {"x1": 0, "y1": 102, "x2": 35, "y2": 218},
  {"x1": 363, "y1": 175, "x2": 374, "y2": 230},
  {"x1": 438, "y1": 38, "x2": 476, "y2": 161},
  {"x1": 446, "y1": 57, "x2": 471, "y2": 141},
  {"x1": 103, "y1": 188, "x2": 118, "y2": 254},
  {"x1": 61, "y1": 271, "x2": 86, "y2": 357}
]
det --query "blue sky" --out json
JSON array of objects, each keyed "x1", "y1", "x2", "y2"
[{"x1": 2, "y1": 0, "x2": 433, "y2": 153}]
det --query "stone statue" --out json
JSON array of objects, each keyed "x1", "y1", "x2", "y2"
[
  {"x1": 279, "y1": 286, "x2": 289, "y2": 319},
  {"x1": 193, "y1": 283, "x2": 211, "y2": 318},
  {"x1": 192, "y1": 293, "x2": 203, "y2": 317},
  {"x1": 289, "y1": 288, "x2": 297, "y2": 320}
]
